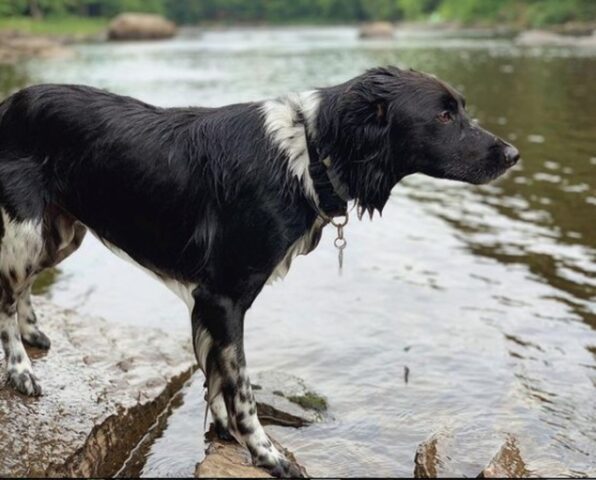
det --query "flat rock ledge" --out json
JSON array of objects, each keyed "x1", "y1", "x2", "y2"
[
  {"x1": 0, "y1": 298, "x2": 194, "y2": 477},
  {"x1": 195, "y1": 370, "x2": 325, "y2": 478}
]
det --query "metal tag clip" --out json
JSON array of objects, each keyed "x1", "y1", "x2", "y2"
[{"x1": 331, "y1": 212, "x2": 348, "y2": 274}]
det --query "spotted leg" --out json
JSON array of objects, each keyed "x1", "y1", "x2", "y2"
[
  {"x1": 17, "y1": 284, "x2": 50, "y2": 350},
  {"x1": 0, "y1": 299, "x2": 41, "y2": 396},
  {"x1": 192, "y1": 285, "x2": 304, "y2": 478},
  {"x1": 0, "y1": 212, "x2": 45, "y2": 396}
]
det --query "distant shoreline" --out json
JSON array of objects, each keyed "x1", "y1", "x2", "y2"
[
  {"x1": 0, "y1": 15, "x2": 594, "y2": 37},
  {"x1": 1, "y1": 17, "x2": 594, "y2": 66}
]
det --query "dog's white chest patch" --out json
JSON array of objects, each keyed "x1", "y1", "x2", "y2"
[{"x1": 260, "y1": 90, "x2": 321, "y2": 203}]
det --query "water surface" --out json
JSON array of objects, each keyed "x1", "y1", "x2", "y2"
[{"x1": 2, "y1": 26, "x2": 595, "y2": 477}]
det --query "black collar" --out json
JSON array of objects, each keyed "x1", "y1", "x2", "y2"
[{"x1": 302, "y1": 120, "x2": 350, "y2": 220}]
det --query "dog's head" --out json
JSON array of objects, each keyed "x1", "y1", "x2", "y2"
[{"x1": 316, "y1": 66, "x2": 519, "y2": 215}]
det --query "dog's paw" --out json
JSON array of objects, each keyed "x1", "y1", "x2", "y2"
[
  {"x1": 22, "y1": 329, "x2": 51, "y2": 350},
  {"x1": 267, "y1": 457, "x2": 307, "y2": 478},
  {"x1": 213, "y1": 420, "x2": 234, "y2": 442},
  {"x1": 7, "y1": 370, "x2": 42, "y2": 396}
]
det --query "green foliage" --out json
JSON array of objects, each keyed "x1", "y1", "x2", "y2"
[
  {"x1": 0, "y1": 0, "x2": 594, "y2": 26},
  {"x1": 527, "y1": 0, "x2": 596, "y2": 27},
  {"x1": 0, "y1": 15, "x2": 106, "y2": 35}
]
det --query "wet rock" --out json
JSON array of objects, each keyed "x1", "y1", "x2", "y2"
[
  {"x1": 516, "y1": 29, "x2": 596, "y2": 47},
  {"x1": 479, "y1": 436, "x2": 530, "y2": 478},
  {"x1": 253, "y1": 370, "x2": 326, "y2": 427},
  {"x1": 196, "y1": 428, "x2": 307, "y2": 478},
  {"x1": 108, "y1": 13, "x2": 177, "y2": 41},
  {"x1": 0, "y1": 298, "x2": 194, "y2": 477},
  {"x1": 414, "y1": 434, "x2": 442, "y2": 478},
  {"x1": 359, "y1": 22, "x2": 395, "y2": 39}
]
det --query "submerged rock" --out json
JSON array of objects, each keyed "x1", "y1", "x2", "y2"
[
  {"x1": 108, "y1": 13, "x2": 177, "y2": 41},
  {"x1": 253, "y1": 370, "x2": 327, "y2": 427},
  {"x1": 0, "y1": 299, "x2": 194, "y2": 477}
]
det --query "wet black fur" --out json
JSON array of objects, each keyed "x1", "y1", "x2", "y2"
[{"x1": 0, "y1": 66, "x2": 518, "y2": 476}]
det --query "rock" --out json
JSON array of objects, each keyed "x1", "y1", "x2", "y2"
[
  {"x1": 195, "y1": 427, "x2": 307, "y2": 478},
  {"x1": 252, "y1": 370, "x2": 326, "y2": 427},
  {"x1": 197, "y1": 441, "x2": 271, "y2": 478},
  {"x1": 479, "y1": 436, "x2": 530, "y2": 478},
  {"x1": 108, "y1": 13, "x2": 177, "y2": 41},
  {"x1": 516, "y1": 29, "x2": 596, "y2": 47},
  {"x1": 414, "y1": 434, "x2": 442, "y2": 478},
  {"x1": 359, "y1": 22, "x2": 395, "y2": 39},
  {"x1": 0, "y1": 298, "x2": 194, "y2": 477}
]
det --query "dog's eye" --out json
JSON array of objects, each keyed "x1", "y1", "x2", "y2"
[{"x1": 437, "y1": 111, "x2": 453, "y2": 124}]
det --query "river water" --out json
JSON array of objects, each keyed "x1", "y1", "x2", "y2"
[{"x1": 1, "y1": 26, "x2": 594, "y2": 477}]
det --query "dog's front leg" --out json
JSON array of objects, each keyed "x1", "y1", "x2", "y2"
[{"x1": 192, "y1": 286, "x2": 304, "y2": 478}]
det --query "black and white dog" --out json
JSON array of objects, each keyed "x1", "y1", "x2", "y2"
[{"x1": 0, "y1": 66, "x2": 519, "y2": 477}]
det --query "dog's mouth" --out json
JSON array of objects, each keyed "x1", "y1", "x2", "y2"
[{"x1": 438, "y1": 153, "x2": 521, "y2": 186}]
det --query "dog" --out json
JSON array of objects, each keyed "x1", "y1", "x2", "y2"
[{"x1": 0, "y1": 66, "x2": 519, "y2": 477}]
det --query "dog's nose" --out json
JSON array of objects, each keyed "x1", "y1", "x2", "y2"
[{"x1": 504, "y1": 144, "x2": 520, "y2": 167}]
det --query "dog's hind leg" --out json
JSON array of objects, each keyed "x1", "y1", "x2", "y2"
[
  {"x1": 192, "y1": 284, "x2": 304, "y2": 478},
  {"x1": 16, "y1": 207, "x2": 87, "y2": 351},
  {"x1": 0, "y1": 210, "x2": 45, "y2": 396}
]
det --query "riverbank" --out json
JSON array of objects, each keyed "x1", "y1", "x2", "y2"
[
  {"x1": 0, "y1": 16, "x2": 107, "y2": 38},
  {"x1": 0, "y1": 17, "x2": 107, "y2": 64}
]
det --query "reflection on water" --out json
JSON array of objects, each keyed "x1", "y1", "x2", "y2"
[{"x1": 1, "y1": 27, "x2": 594, "y2": 477}]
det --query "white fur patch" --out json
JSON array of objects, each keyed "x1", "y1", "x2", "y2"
[
  {"x1": 209, "y1": 392, "x2": 228, "y2": 425},
  {"x1": 261, "y1": 90, "x2": 321, "y2": 202},
  {"x1": 194, "y1": 324, "x2": 213, "y2": 373},
  {"x1": 0, "y1": 209, "x2": 44, "y2": 292}
]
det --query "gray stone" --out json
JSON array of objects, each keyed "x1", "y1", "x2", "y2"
[{"x1": 0, "y1": 298, "x2": 194, "y2": 477}]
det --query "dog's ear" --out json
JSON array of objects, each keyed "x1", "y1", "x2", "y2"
[
  {"x1": 342, "y1": 67, "x2": 400, "y2": 131},
  {"x1": 326, "y1": 69, "x2": 401, "y2": 215}
]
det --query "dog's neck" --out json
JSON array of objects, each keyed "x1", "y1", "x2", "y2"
[{"x1": 299, "y1": 108, "x2": 351, "y2": 220}]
